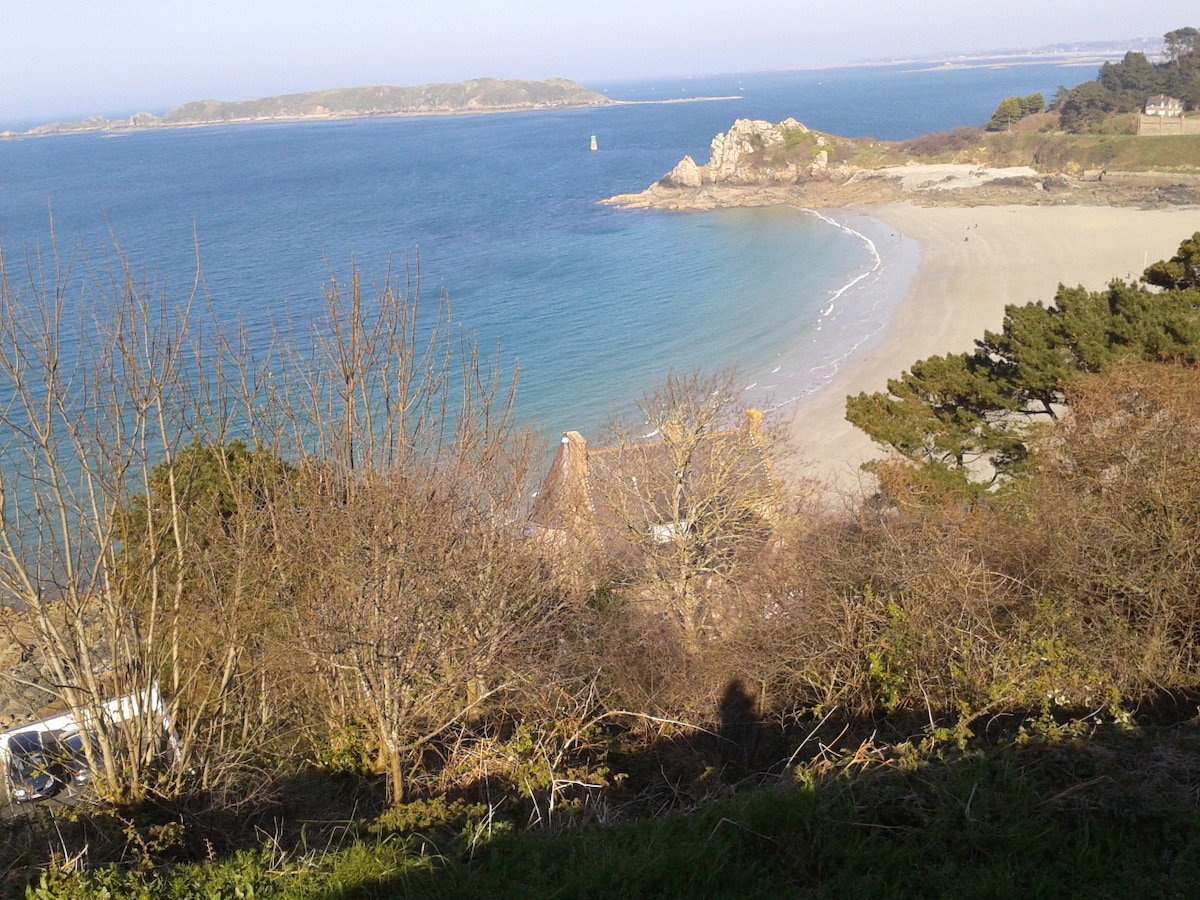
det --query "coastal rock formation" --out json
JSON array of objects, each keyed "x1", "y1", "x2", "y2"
[
  {"x1": 603, "y1": 114, "x2": 1200, "y2": 211},
  {"x1": 663, "y1": 155, "x2": 704, "y2": 188},
  {"x1": 705, "y1": 117, "x2": 810, "y2": 182},
  {"x1": 127, "y1": 112, "x2": 162, "y2": 128},
  {"x1": 603, "y1": 117, "x2": 846, "y2": 209},
  {"x1": 0, "y1": 603, "x2": 111, "y2": 730},
  {"x1": 679, "y1": 117, "x2": 818, "y2": 187},
  {"x1": 0, "y1": 608, "x2": 62, "y2": 730}
]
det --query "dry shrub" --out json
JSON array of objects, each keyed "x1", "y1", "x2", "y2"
[
  {"x1": 730, "y1": 362, "x2": 1200, "y2": 729},
  {"x1": 900, "y1": 127, "x2": 983, "y2": 159},
  {"x1": 722, "y1": 513, "x2": 880, "y2": 719},
  {"x1": 1001, "y1": 362, "x2": 1200, "y2": 695},
  {"x1": 726, "y1": 493, "x2": 1020, "y2": 721},
  {"x1": 725, "y1": 452, "x2": 1132, "y2": 726},
  {"x1": 588, "y1": 596, "x2": 712, "y2": 719}
]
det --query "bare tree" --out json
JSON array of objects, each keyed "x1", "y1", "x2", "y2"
[
  {"x1": 592, "y1": 370, "x2": 781, "y2": 649},
  {"x1": 260, "y1": 267, "x2": 569, "y2": 805},
  {"x1": 0, "y1": 234, "x2": 575, "y2": 809},
  {"x1": 0, "y1": 234, "x2": 279, "y2": 802}
]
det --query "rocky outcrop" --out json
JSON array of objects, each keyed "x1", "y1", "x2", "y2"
[
  {"x1": 21, "y1": 112, "x2": 163, "y2": 136},
  {"x1": 659, "y1": 117, "x2": 822, "y2": 189},
  {"x1": 707, "y1": 117, "x2": 802, "y2": 182},
  {"x1": 0, "y1": 607, "x2": 61, "y2": 729},
  {"x1": 0, "y1": 603, "x2": 113, "y2": 731},
  {"x1": 602, "y1": 117, "x2": 848, "y2": 210},
  {"x1": 663, "y1": 155, "x2": 704, "y2": 188}
]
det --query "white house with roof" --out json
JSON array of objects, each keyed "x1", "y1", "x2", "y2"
[{"x1": 1145, "y1": 95, "x2": 1184, "y2": 116}]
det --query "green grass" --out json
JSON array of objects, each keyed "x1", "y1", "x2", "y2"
[
  {"x1": 1002, "y1": 132, "x2": 1200, "y2": 172},
  {"x1": 828, "y1": 120, "x2": 1200, "y2": 172},
  {"x1": 21, "y1": 721, "x2": 1200, "y2": 899}
]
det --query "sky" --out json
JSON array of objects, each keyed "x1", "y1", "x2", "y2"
[{"x1": 3, "y1": 1, "x2": 1197, "y2": 127}]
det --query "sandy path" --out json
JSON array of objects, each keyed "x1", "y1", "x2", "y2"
[{"x1": 786, "y1": 204, "x2": 1200, "y2": 496}]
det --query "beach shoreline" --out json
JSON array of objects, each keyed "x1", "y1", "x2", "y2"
[
  {"x1": 781, "y1": 203, "x2": 1200, "y2": 496},
  {"x1": 745, "y1": 210, "x2": 917, "y2": 415}
]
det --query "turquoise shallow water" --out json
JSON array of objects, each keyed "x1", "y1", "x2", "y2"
[{"x1": 0, "y1": 62, "x2": 1089, "y2": 438}]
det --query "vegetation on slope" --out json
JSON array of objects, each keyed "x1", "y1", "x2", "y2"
[
  {"x1": 7, "y1": 31, "x2": 1200, "y2": 900},
  {"x1": 1054, "y1": 27, "x2": 1200, "y2": 132},
  {"x1": 14, "y1": 77, "x2": 610, "y2": 135},
  {"x1": 6, "y1": 227, "x2": 1200, "y2": 896},
  {"x1": 160, "y1": 77, "x2": 611, "y2": 124},
  {"x1": 848, "y1": 232, "x2": 1200, "y2": 488}
]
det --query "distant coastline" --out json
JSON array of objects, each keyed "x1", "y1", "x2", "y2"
[
  {"x1": 7, "y1": 39, "x2": 1160, "y2": 140},
  {"x1": 780, "y1": 37, "x2": 1163, "y2": 73},
  {"x1": 611, "y1": 96, "x2": 743, "y2": 105},
  {"x1": 1, "y1": 77, "x2": 613, "y2": 140}
]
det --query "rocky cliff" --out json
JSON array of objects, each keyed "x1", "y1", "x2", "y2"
[
  {"x1": 603, "y1": 117, "x2": 854, "y2": 209},
  {"x1": 659, "y1": 117, "x2": 831, "y2": 189}
]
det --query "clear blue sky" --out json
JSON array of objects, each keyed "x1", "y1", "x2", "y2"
[{"x1": 3, "y1": 0, "x2": 1196, "y2": 126}]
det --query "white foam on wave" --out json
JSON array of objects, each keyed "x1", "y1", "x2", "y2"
[
  {"x1": 745, "y1": 211, "x2": 917, "y2": 417},
  {"x1": 807, "y1": 210, "x2": 883, "y2": 318}
]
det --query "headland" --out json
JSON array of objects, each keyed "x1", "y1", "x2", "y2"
[
  {"x1": 1, "y1": 77, "x2": 613, "y2": 139},
  {"x1": 603, "y1": 117, "x2": 1200, "y2": 493}
]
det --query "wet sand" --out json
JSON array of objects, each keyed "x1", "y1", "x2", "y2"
[{"x1": 785, "y1": 203, "x2": 1200, "y2": 497}]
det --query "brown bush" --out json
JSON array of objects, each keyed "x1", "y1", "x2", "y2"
[
  {"x1": 998, "y1": 362, "x2": 1200, "y2": 694},
  {"x1": 900, "y1": 127, "x2": 983, "y2": 159}
]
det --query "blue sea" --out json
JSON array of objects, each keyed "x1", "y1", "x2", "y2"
[{"x1": 0, "y1": 61, "x2": 1096, "y2": 440}]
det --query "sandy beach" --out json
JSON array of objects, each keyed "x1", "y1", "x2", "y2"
[{"x1": 788, "y1": 204, "x2": 1200, "y2": 495}]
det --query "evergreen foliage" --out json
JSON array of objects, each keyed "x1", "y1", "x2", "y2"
[
  {"x1": 984, "y1": 96, "x2": 1024, "y2": 131},
  {"x1": 1055, "y1": 27, "x2": 1200, "y2": 132},
  {"x1": 1165, "y1": 26, "x2": 1200, "y2": 65},
  {"x1": 115, "y1": 439, "x2": 293, "y2": 587},
  {"x1": 1144, "y1": 230, "x2": 1200, "y2": 290},
  {"x1": 847, "y1": 232, "x2": 1200, "y2": 485},
  {"x1": 1018, "y1": 92, "x2": 1045, "y2": 116},
  {"x1": 984, "y1": 93, "x2": 1044, "y2": 131}
]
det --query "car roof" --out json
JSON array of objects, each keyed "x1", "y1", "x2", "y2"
[{"x1": 8, "y1": 731, "x2": 49, "y2": 751}]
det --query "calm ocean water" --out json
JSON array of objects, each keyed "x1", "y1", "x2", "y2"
[{"x1": 0, "y1": 62, "x2": 1096, "y2": 439}]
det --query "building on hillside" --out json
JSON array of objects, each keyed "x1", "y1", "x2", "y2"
[
  {"x1": 1138, "y1": 94, "x2": 1200, "y2": 135},
  {"x1": 529, "y1": 409, "x2": 778, "y2": 571},
  {"x1": 1145, "y1": 95, "x2": 1184, "y2": 116}
]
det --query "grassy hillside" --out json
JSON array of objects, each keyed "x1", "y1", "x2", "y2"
[
  {"x1": 22, "y1": 723, "x2": 1200, "y2": 898},
  {"x1": 12, "y1": 78, "x2": 611, "y2": 135},
  {"x1": 160, "y1": 77, "x2": 611, "y2": 124},
  {"x1": 801, "y1": 119, "x2": 1200, "y2": 174},
  {"x1": 902, "y1": 124, "x2": 1200, "y2": 172}
]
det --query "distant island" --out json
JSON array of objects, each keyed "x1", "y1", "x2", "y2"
[{"x1": 2, "y1": 78, "x2": 613, "y2": 138}]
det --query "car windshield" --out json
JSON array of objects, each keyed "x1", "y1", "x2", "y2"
[
  {"x1": 8, "y1": 732, "x2": 55, "y2": 779},
  {"x1": 15, "y1": 753, "x2": 54, "y2": 778},
  {"x1": 62, "y1": 732, "x2": 93, "y2": 765}
]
